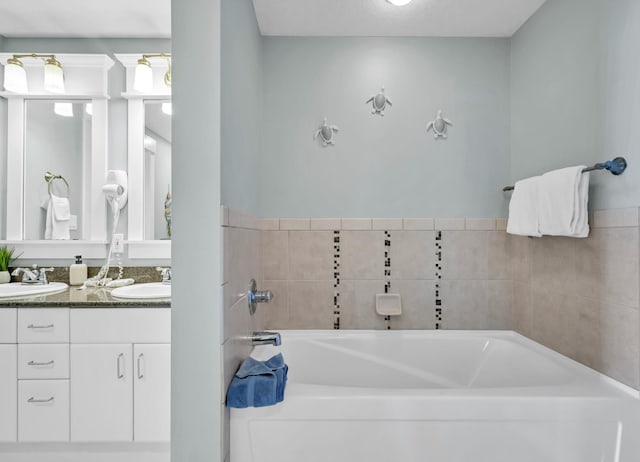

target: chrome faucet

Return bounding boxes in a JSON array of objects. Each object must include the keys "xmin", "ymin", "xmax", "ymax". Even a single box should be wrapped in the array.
[
  {"xmin": 12, "ymin": 264, "xmax": 54, "ymax": 285},
  {"xmin": 250, "ymin": 331, "xmax": 282, "ymax": 346},
  {"xmin": 156, "ymin": 267, "xmax": 172, "ymax": 284}
]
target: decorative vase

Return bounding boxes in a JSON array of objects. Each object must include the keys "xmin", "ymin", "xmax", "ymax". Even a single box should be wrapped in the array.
[{"xmin": 0, "ymin": 271, "xmax": 10, "ymax": 284}]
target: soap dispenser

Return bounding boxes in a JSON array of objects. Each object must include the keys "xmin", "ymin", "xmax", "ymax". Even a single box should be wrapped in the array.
[{"xmin": 70, "ymin": 255, "xmax": 88, "ymax": 286}]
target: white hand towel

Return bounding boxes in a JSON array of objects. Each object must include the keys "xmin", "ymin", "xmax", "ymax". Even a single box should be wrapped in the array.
[
  {"xmin": 538, "ymin": 166, "xmax": 590, "ymax": 238},
  {"xmin": 507, "ymin": 176, "xmax": 542, "ymax": 237},
  {"xmin": 46, "ymin": 194, "xmax": 71, "ymax": 240}
]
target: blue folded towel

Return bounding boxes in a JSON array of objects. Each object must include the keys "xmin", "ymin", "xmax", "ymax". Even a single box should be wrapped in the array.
[{"xmin": 226, "ymin": 353, "xmax": 288, "ymax": 408}]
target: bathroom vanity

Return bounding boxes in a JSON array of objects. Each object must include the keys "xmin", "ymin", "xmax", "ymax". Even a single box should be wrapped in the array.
[{"xmin": 0, "ymin": 290, "xmax": 170, "ymax": 455}]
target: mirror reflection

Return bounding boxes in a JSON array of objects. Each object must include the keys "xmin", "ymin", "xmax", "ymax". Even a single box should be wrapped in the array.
[
  {"xmin": 24, "ymin": 100, "xmax": 91, "ymax": 240},
  {"xmin": 143, "ymin": 101, "xmax": 172, "ymax": 240}
]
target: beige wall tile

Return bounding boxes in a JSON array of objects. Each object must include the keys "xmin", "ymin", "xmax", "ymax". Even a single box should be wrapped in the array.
[
  {"xmin": 510, "ymin": 235, "xmax": 531, "ymax": 283},
  {"xmin": 435, "ymin": 218, "xmax": 466, "ymax": 230},
  {"xmin": 496, "ymin": 218, "xmax": 507, "ymax": 231},
  {"xmin": 592, "ymin": 208, "xmax": 639, "ymax": 228},
  {"xmin": 341, "ymin": 218, "xmax": 372, "ymax": 230},
  {"xmin": 392, "ymin": 231, "xmax": 436, "ymax": 280},
  {"xmin": 279, "ymin": 218, "xmax": 311, "ymax": 230},
  {"xmin": 466, "ymin": 218, "xmax": 496, "ymax": 230},
  {"xmin": 530, "ymin": 289, "xmax": 575, "ymax": 358},
  {"xmin": 403, "ymin": 218, "xmax": 434, "ymax": 230},
  {"xmin": 310, "ymin": 218, "xmax": 341, "ymax": 230},
  {"xmin": 440, "ymin": 280, "xmax": 488, "ymax": 330},
  {"xmin": 223, "ymin": 294, "xmax": 253, "ymax": 344},
  {"xmin": 512, "ymin": 282, "xmax": 532, "ymax": 337},
  {"xmin": 565, "ymin": 295, "xmax": 601, "ymax": 371},
  {"xmin": 288, "ymin": 281, "xmax": 335, "ymax": 329},
  {"xmin": 223, "ymin": 227, "xmax": 261, "ymax": 310},
  {"xmin": 372, "ymin": 218, "xmax": 403, "ymax": 230},
  {"xmin": 486, "ymin": 280, "xmax": 513, "ymax": 330},
  {"xmin": 260, "ymin": 218, "xmax": 279, "ymax": 230},
  {"xmin": 228, "ymin": 208, "xmax": 260, "ymax": 229},
  {"xmin": 340, "ymin": 280, "xmax": 388, "ymax": 330},
  {"xmin": 262, "ymin": 231, "xmax": 289, "ymax": 280},
  {"xmin": 600, "ymin": 303, "xmax": 640, "ymax": 388},
  {"xmin": 289, "ymin": 231, "xmax": 334, "ymax": 280},
  {"xmin": 487, "ymin": 231, "xmax": 514, "ymax": 280},
  {"xmin": 341, "ymin": 231, "xmax": 385, "ymax": 280},
  {"xmin": 389, "ymin": 280, "xmax": 436, "ymax": 329},
  {"xmin": 261, "ymin": 280, "xmax": 290, "ymax": 330},
  {"xmin": 441, "ymin": 231, "xmax": 489, "ymax": 280},
  {"xmin": 574, "ymin": 228, "xmax": 640, "ymax": 308},
  {"xmin": 530, "ymin": 236, "xmax": 576, "ymax": 295}
]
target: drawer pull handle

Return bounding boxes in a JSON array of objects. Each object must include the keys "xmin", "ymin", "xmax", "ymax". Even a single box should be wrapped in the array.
[
  {"xmin": 27, "ymin": 324, "xmax": 54, "ymax": 329},
  {"xmin": 117, "ymin": 353, "xmax": 124, "ymax": 379},
  {"xmin": 137, "ymin": 353, "xmax": 144, "ymax": 379},
  {"xmin": 27, "ymin": 360, "xmax": 55, "ymax": 366},
  {"xmin": 28, "ymin": 397, "xmax": 54, "ymax": 404}
]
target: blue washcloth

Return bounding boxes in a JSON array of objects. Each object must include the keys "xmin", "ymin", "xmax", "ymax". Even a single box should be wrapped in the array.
[{"xmin": 226, "ymin": 353, "xmax": 288, "ymax": 408}]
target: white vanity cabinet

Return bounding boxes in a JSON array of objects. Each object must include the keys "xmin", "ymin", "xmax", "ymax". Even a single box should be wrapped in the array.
[
  {"xmin": 0, "ymin": 309, "xmax": 17, "ymax": 442},
  {"xmin": 70, "ymin": 309, "xmax": 171, "ymax": 443}
]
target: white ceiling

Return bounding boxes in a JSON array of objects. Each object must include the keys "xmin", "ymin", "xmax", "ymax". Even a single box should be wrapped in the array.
[
  {"xmin": 253, "ymin": 0, "xmax": 548, "ymax": 37},
  {"xmin": 0, "ymin": 0, "xmax": 170, "ymax": 38},
  {"xmin": 0, "ymin": 0, "xmax": 546, "ymax": 39}
]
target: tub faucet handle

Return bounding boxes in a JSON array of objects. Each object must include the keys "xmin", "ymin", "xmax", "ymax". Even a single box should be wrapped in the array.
[{"xmin": 248, "ymin": 279, "xmax": 273, "ymax": 315}]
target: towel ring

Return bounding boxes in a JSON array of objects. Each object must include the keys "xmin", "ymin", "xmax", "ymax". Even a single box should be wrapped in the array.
[{"xmin": 44, "ymin": 172, "xmax": 70, "ymax": 197}]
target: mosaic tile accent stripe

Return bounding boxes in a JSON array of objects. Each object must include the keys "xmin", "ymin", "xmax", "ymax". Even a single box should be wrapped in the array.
[
  {"xmin": 384, "ymin": 231, "xmax": 392, "ymax": 330},
  {"xmin": 435, "ymin": 230, "xmax": 443, "ymax": 329},
  {"xmin": 333, "ymin": 230, "xmax": 341, "ymax": 330}
]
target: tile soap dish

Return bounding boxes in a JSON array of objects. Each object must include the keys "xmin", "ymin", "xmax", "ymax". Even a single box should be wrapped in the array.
[{"xmin": 375, "ymin": 294, "xmax": 402, "ymax": 316}]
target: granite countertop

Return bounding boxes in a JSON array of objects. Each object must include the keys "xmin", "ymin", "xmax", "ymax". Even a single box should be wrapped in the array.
[{"xmin": 0, "ymin": 286, "xmax": 171, "ymax": 308}]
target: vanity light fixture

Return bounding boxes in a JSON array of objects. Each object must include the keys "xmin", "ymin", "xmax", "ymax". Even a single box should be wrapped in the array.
[
  {"xmin": 387, "ymin": 0, "xmax": 413, "ymax": 5},
  {"xmin": 3, "ymin": 54, "xmax": 66, "ymax": 94},
  {"xmin": 134, "ymin": 53, "xmax": 171, "ymax": 92}
]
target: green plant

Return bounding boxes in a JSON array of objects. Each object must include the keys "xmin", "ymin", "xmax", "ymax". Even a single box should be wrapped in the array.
[{"xmin": 0, "ymin": 245, "xmax": 20, "ymax": 272}]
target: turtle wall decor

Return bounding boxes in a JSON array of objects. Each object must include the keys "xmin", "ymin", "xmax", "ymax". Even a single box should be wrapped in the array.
[
  {"xmin": 366, "ymin": 87, "xmax": 392, "ymax": 116},
  {"xmin": 314, "ymin": 118, "xmax": 340, "ymax": 146},
  {"xmin": 426, "ymin": 110, "xmax": 453, "ymax": 139}
]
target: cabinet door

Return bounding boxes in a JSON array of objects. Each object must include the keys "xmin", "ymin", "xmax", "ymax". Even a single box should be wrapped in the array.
[
  {"xmin": 134, "ymin": 344, "xmax": 170, "ymax": 442},
  {"xmin": 70, "ymin": 344, "xmax": 133, "ymax": 442},
  {"xmin": 0, "ymin": 345, "xmax": 17, "ymax": 442}
]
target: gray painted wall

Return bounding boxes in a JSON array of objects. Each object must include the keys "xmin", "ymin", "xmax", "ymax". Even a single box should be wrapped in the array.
[
  {"xmin": 221, "ymin": 0, "xmax": 263, "ymax": 215},
  {"xmin": 260, "ymin": 37, "xmax": 511, "ymax": 218},
  {"xmin": 511, "ymin": 0, "xmax": 640, "ymax": 210}
]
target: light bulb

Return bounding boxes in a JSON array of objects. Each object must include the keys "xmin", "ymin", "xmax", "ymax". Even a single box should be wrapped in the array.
[
  {"xmin": 44, "ymin": 57, "xmax": 65, "ymax": 94},
  {"xmin": 134, "ymin": 58, "xmax": 153, "ymax": 92},
  {"xmin": 4, "ymin": 58, "xmax": 28, "ymax": 93},
  {"xmin": 387, "ymin": 0, "xmax": 412, "ymax": 5},
  {"xmin": 54, "ymin": 102, "xmax": 74, "ymax": 117},
  {"xmin": 161, "ymin": 102, "xmax": 172, "ymax": 115}
]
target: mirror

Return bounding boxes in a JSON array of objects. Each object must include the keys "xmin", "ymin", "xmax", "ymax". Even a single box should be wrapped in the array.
[
  {"xmin": 23, "ymin": 100, "xmax": 91, "ymax": 240},
  {"xmin": 143, "ymin": 101, "xmax": 172, "ymax": 240}
]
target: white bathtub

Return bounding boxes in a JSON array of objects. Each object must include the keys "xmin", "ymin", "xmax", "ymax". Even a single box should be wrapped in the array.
[{"xmin": 230, "ymin": 331, "xmax": 640, "ymax": 462}]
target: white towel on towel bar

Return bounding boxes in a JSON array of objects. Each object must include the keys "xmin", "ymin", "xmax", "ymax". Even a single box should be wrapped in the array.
[
  {"xmin": 44, "ymin": 194, "xmax": 71, "ymax": 240},
  {"xmin": 538, "ymin": 166, "xmax": 590, "ymax": 238},
  {"xmin": 506, "ymin": 176, "xmax": 542, "ymax": 237}
]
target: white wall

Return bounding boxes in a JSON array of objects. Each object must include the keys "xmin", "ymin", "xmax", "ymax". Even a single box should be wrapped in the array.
[
  {"xmin": 511, "ymin": 0, "xmax": 640, "ymax": 210},
  {"xmin": 260, "ymin": 37, "xmax": 511, "ymax": 219}
]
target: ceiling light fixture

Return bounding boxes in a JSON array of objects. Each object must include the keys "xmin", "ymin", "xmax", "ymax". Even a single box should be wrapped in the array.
[
  {"xmin": 134, "ymin": 53, "xmax": 171, "ymax": 93},
  {"xmin": 3, "ymin": 54, "xmax": 66, "ymax": 94},
  {"xmin": 387, "ymin": 0, "xmax": 413, "ymax": 5}
]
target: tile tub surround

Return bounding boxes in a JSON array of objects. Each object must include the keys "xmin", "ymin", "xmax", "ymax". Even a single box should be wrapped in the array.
[
  {"xmin": 260, "ymin": 217, "xmax": 514, "ymax": 332},
  {"xmin": 510, "ymin": 208, "xmax": 640, "ymax": 389},
  {"xmin": 260, "ymin": 208, "xmax": 640, "ymax": 389}
]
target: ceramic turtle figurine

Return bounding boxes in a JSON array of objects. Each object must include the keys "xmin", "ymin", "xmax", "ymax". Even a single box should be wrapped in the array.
[
  {"xmin": 426, "ymin": 110, "xmax": 453, "ymax": 139},
  {"xmin": 314, "ymin": 118, "xmax": 340, "ymax": 146},
  {"xmin": 366, "ymin": 87, "xmax": 392, "ymax": 116}
]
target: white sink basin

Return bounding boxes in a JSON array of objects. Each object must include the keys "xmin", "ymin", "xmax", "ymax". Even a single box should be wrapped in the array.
[
  {"xmin": 0, "ymin": 282, "xmax": 68, "ymax": 298},
  {"xmin": 111, "ymin": 282, "xmax": 171, "ymax": 300}
]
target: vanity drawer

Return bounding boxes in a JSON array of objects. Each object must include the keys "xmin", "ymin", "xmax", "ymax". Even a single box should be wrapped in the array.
[
  {"xmin": 71, "ymin": 308, "xmax": 170, "ymax": 343},
  {"xmin": 18, "ymin": 309, "xmax": 69, "ymax": 343},
  {"xmin": 18, "ymin": 379, "xmax": 70, "ymax": 442},
  {"xmin": 0, "ymin": 309, "xmax": 17, "ymax": 343},
  {"xmin": 18, "ymin": 344, "xmax": 70, "ymax": 379}
]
